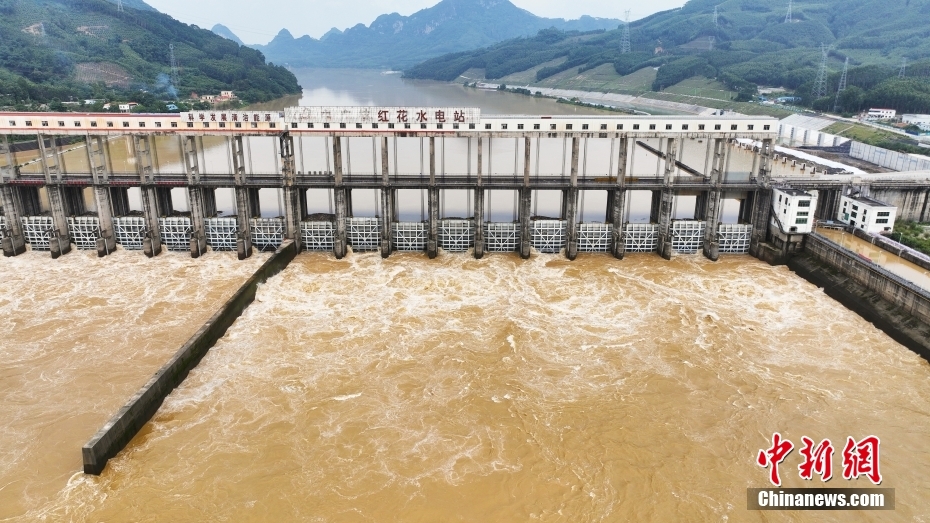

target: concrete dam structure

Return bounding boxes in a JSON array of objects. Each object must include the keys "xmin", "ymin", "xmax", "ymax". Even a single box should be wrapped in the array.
[{"xmin": 1, "ymin": 107, "xmax": 929, "ymax": 264}]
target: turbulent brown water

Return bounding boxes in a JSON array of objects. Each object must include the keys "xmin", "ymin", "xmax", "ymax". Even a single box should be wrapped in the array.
[
  {"xmin": 6, "ymin": 251, "xmax": 929, "ymax": 522},
  {"xmin": 0, "ymin": 249, "xmax": 269, "ymax": 520}
]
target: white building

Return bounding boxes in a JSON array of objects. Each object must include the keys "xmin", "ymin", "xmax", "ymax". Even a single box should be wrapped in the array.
[
  {"xmin": 772, "ymin": 187, "xmax": 816, "ymax": 234},
  {"xmin": 838, "ymin": 195, "xmax": 897, "ymax": 233},
  {"xmin": 902, "ymin": 114, "xmax": 930, "ymax": 131},
  {"xmin": 865, "ymin": 108, "xmax": 896, "ymax": 120}
]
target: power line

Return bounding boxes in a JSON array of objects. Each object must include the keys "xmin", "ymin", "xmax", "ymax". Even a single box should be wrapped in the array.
[
  {"xmin": 620, "ymin": 10, "xmax": 631, "ymax": 54},
  {"xmin": 833, "ymin": 57, "xmax": 848, "ymax": 113}
]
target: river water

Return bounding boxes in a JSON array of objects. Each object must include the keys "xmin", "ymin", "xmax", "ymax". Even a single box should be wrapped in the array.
[{"xmin": 3, "ymin": 70, "xmax": 930, "ymax": 521}]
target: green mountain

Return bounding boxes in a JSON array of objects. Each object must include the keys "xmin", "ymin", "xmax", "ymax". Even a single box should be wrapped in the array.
[
  {"xmin": 406, "ymin": 0, "xmax": 930, "ymax": 114},
  {"xmin": 238, "ymin": 0, "xmax": 621, "ymax": 69},
  {"xmin": 0, "ymin": 0, "xmax": 301, "ymax": 107}
]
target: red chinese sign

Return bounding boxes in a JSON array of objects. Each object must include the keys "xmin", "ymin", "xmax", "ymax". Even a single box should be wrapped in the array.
[{"xmin": 757, "ymin": 434, "xmax": 882, "ymax": 486}]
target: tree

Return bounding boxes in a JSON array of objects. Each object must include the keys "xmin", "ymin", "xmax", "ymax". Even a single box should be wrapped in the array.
[{"xmin": 836, "ymin": 86, "xmax": 865, "ymax": 113}]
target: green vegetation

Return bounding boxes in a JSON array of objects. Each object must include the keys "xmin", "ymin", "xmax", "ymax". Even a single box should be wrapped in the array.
[
  {"xmin": 0, "ymin": 0, "xmax": 301, "ymax": 108},
  {"xmin": 822, "ymin": 122, "xmax": 927, "ymax": 154},
  {"xmin": 406, "ymin": 0, "xmax": 930, "ymax": 115},
  {"xmin": 890, "ymin": 222, "xmax": 930, "ymax": 257}
]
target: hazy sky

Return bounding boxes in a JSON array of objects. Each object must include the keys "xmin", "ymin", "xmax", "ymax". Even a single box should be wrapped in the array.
[{"xmin": 143, "ymin": 0, "xmax": 687, "ymax": 45}]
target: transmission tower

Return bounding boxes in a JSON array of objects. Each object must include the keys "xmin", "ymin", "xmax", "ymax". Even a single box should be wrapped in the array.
[
  {"xmin": 169, "ymin": 44, "xmax": 180, "ymax": 88},
  {"xmin": 812, "ymin": 44, "xmax": 829, "ymax": 100},
  {"xmin": 899, "ymin": 58, "xmax": 907, "ymax": 79},
  {"xmin": 620, "ymin": 10, "xmax": 631, "ymax": 54},
  {"xmin": 833, "ymin": 57, "xmax": 848, "ymax": 113},
  {"xmin": 709, "ymin": 35, "xmax": 716, "ymax": 51},
  {"xmin": 713, "ymin": 5, "xmax": 719, "ymax": 28},
  {"xmin": 785, "ymin": 0, "xmax": 793, "ymax": 23},
  {"xmin": 116, "ymin": 0, "xmax": 124, "ymax": 12}
]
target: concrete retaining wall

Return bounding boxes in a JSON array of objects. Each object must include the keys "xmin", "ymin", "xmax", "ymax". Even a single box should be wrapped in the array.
[
  {"xmin": 777, "ymin": 124, "xmax": 848, "ymax": 148},
  {"xmin": 849, "ymin": 227, "xmax": 930, "ymax": 272},
  {"xmin": 803, "ymin": 233, "xmax": 930, "ymax": 326},
  {"xmin": 82, "ymin": 240, "xmax": 298, "ymax": 475},
  {"xmin": 849, "ymin": 141, "xmax": 930, "ymax": 172}
]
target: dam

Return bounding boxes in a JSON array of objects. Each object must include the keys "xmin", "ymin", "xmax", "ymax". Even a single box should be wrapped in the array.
[{"xmin": 4, "ymin": 108, "xmax": 929, "ymax": 264}]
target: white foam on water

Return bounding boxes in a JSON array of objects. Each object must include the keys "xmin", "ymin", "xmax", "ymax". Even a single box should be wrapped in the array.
[{"xmin": 10, "ymin": 251, "xmax": 930, "ymax": 521}]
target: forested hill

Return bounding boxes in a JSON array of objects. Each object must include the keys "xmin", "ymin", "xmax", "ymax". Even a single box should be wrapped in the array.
[
  {"xmin": 238, "ymin": 0, "xmax": 621, "ymax": 69},
  {"xmin": 0, "ymin": 0, "xmax": 301, "ymax": 107},
  {"xmin": 406, "ymin": 0, "xmax": 930, "ymax": 114}
]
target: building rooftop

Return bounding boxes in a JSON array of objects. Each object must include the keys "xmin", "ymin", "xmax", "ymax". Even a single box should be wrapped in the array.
[
  {"xmin": 775, "ymin": 187, "xmax": 813, "ymax": 197},
  {"xmin": 848, "ymin": 194, "xmax": 893, "ymax": 207}
]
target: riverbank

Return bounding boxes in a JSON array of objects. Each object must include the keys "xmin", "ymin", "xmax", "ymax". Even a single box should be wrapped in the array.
[{"xmin": 468, "ymin": 81, "xmax": 706, "ymax": 116}]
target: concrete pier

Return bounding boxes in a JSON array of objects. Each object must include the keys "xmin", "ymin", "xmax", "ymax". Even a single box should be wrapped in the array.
[
  {"xmin": 82, "ymin": 240, "xmax": 298, "ymax": 475},
  {"xmin": 234, "ymin": 187, "xmax": 254, "ymax": 260},
  {"xmin": 655, "ymin": 138, "xmax": 679, "ymax": 261},
  {"xmin": 609, "ymin": 137, "xmax": 629, "ymax": 260},
  {"xmin": 564, "ymin": 137, "xmax": 580, "ymax": 261},
  {"xmin": 187, "ymin": 187, "xmax": 209, "ymax": 258},
  {"xmin": 93, "ymin": 186, "xmax": 117, "ymax": 257},
  {"xmin": 473, "ymin": 137, "xmax": 485, "ymax": 260},
  {"xmin": 333, "ymin": 138, "xmax": 348, "ymax": 259},
  {"xmin": 46, "ymin": 185, "xmax": 73, "ymax": 259},
  {"xmin": 380, "ymin": 137, "xmax": 392, "ymax": 258},
  {"xmin": 0, "ymin": 186, "xmax": 26, "ymax": 256},
  {"xmin": 701, "ymin": 138, "xmax": 728, "ymax": 261},
  {"xmin": 427, "ymin": 137, "xmax": 438, "ymax": 259},
  {"xmin": 519, "ymin": 137, "xmax": 532, "ymax": 259},
  {"xmin": 140, "ymin": 186, "xmax": 162, "ymax": 258}
]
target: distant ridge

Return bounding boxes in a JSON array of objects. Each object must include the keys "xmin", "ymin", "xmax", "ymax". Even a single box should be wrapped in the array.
[
  {"xmin": 212, "ymin": 24, "xmax": 245, "ymax": 46},
  {"xmin": 240, "ymin": 0, "xmax": 621, "ymax": 69},
  {"xmin": 405, "ymin": 0, "xmax": 930, "ymax": 115}
]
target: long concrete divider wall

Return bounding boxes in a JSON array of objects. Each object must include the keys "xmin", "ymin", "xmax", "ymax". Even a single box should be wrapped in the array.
[
  {"xmin": 803, "ymin": 233, "xmax": 930, "ymax": 325},
  {"xmin": 82, "ymin": 240, "xmax": 298, "ymax": 475}
]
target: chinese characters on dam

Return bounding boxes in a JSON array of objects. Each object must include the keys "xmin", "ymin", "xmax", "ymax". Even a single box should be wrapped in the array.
[{"xmin": 285, "ymin": 106, "xmax": 481, "ymax": 125}]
